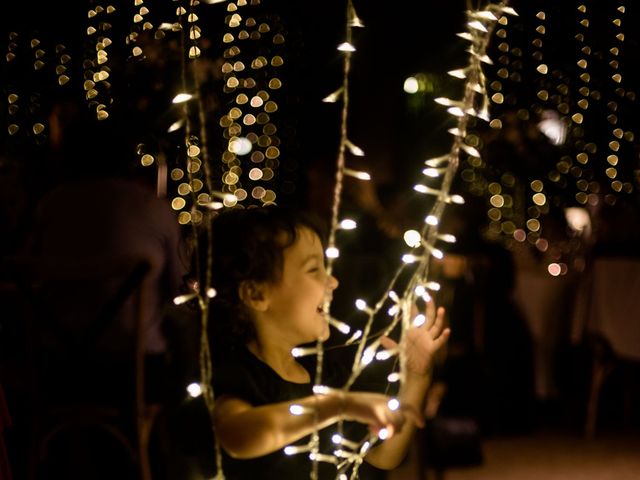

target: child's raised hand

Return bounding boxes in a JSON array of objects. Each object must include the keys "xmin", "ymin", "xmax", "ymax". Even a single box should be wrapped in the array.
[{"xmin": 380, "ymin": 298, "xmax": 450, "ymax": 377}]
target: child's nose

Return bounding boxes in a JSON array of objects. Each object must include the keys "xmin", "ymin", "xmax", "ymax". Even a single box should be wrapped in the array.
[{"xmin": 327, "ymin": 274, "xmax": 339, "ymax": 290}]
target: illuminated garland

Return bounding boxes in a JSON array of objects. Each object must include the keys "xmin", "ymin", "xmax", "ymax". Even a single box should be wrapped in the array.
[{"xmin": 274, "ymin": 3, "xmax": 516, "ymax": 480}]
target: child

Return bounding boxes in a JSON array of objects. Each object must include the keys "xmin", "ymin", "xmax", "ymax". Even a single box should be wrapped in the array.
[{"xmin": 200, "ymin": 205, "xmax": 449, "ymax": 479}]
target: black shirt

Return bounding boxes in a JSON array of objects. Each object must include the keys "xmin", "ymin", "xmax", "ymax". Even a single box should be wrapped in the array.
[{"xmin": 212, "ymin": 344, "xmax": 367, "ymax": 480}]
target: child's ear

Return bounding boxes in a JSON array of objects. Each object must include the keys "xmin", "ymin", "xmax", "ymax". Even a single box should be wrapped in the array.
[{"xmin": 238, "ymin": 280, "xmax": 269, "ymax": 312}]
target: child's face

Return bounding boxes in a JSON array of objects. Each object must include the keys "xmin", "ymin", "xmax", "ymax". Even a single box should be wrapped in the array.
[{"xmin": 264, "ymin": 226, "xmax": 339, "ymax": 345}]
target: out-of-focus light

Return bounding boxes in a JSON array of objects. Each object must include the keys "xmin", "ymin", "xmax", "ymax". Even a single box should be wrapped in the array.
[
  {"xmin": 449, "ymin": 194, "xmax": 465, "ymax": 204},
  {"xmin": 289, "ymin": 404, "xmax": 306, "ymax": 415},
  {"xmin": 344, "ymin": 168, "xmax": 370, "ymax": 180},
  {"xmin": 339, "ymin": 218, "xmax": 357, "ymax": 230},
  {"xmin": 228, "ymin": 137, "xmax": 252, "ymax": 155},
  {"xmin": 323, "ymin": 87, "xmax": 343, "ymax": 103},
  {"xmin": 388, "ymin": 398, "xmax": 400, "ymax": 411},
  {"xmin": 448, "ymin": 68, "xmax": 467, "ymax": 79},
  {"xmin": 375, "ymin": 350, "xmax": 394, "ymax": 361},
  {"xmin": 548, "ymin": 263, "xmax": 561, "ymax": 276},
  {"xmin": 346, "ymin": 329, "xmax": 362, "ymax": 345},
  {"xmin": 438, "ymin": 233, "xmax": 457, "ymax": 243},
  {"xmin": 328, "ymin": 317, "xmax": 351, "ymax": 334},
  {"xmin": 172, "ymin": 93, "xmax": 193, "ymax": 104},
  {"xmin": 423, "ymin": 168, "xmax": 443, "ymax": 178},
  {"xmin": 538, "ymin": 109, "xmax": 567, "ymax": 145},
  {"xmin": 412, "ymin": 314, "xmax": 426, "ymax": 327},
  {"xmin": 313, "ymin": 385, "xmax": 331, "ymax": 395},
  {"xmin": 426, "ymin": 281, "xmax": 441, "ymax": 291},
  {"xmin": 361, "ymin": 347, "xmax": 375, "ymax": 365},
  {"xmin": 168, "ymin": 119, "xmax": 184, "ymax": 132},
  {"xmin": 565, "ymin": 207, "xmax": 591, "ymax": 235},
  {"xmin": 378, "ymin": 428, "xmax": 390, "ymax": 440},
  {"xmin": 186, "ymin": 382, "xmax": 202, "ymax": 397},
  {"xmin": 425, "ymin": 215, "xmax": 439, "ymax": 226},
  {"xmin": 403, "ymin": 230, "xmax": 422, "ymax": 248},
  {"xmin": 337, "ymin": 42, "xmax": 356, "ymax": 52},
  {"xmin": 402, "ymin": 254, "xmax": 418, "ymax": 264},
  {"xmin": 174, "ymin": 293, "xmax": 197, "ymax": 305},
  {"xmin": 432, "ymin": 249, "xmax": 444, "ymax": 259},
  {"xmin": 326, "ymin": 247, "xmax": 340, "ymax": 259},
  {"xmin": 355, "ymin": 299, "xmax": 368, "ymax": 311},
  {"xmin": 345, "ymin": 140, "xmax": 365, "ymax": 156},
  {"xmin": 387, "ymin": 372, "xmax": 400, "ymax": 382},
  {"xmin": 404, "ymin": 76, "xmax": 419, "ymax": 94}
]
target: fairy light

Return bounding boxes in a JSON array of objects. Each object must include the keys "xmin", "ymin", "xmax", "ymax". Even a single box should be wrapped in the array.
[
  {"xmin": 289, "ymin": 404, "xmax": 311, "ymax": 416},
  {"xmin": 323, "ymin": 87, "xmax": 343, "ymax": 103},
  {"xmin": 312, "ymin": 385, "xmax": 332, "ymax": 395},
  {"xmin": 387, "ymin": 372, "xmax": 400, "ymax": 383},
  {"xmin": 284, "ymin": 444, "xmax": 312, "ymax": 456},
  {"xmin": 326, "ymin": 247, "xmax": 340, "ymax": 259},
  {"xmin": 422, "ymin": 167, "xmax": 447, "ymax": 178},
  {"xmin": 174, "ymin": 293, "xmax": 197, "ymax": 305},
  {"xmin": 345, "ymin": 139, "xmax": 365, "ymax": 156},
  {"xmin": 345, "ymin": 329, "xmax": 362, "ymax": 345},
  {"xmin": 425, "ymin": 214, "xmax": 439, "ymax": 226},
  {"xmin": 338, "ymin": 218, "xmax": 357, "ymax": 230},
  {"xmin": 328, "ymin": 317, "xmax": 351, "ymax": 335},
  {"xmin": 403, "ymin": 230, "xmax": 422, "ymax": 248},
  {"xmin": 331, "ymin": 434, "xmax": 359, "ymax": 450},
  {"xmin": 291, "ymin": 347, "xmax": 318, "ymax": 358},
  {"xmin": 374, "ymin": 349, "xmax": 397, "ymax": 361},
  {"xmin": 173, "ymin": 93, "xmax": 194, "ymax": 104},
  {"xmin": 187, "ymin": 382, "xmax": 203, "ymax": 398},
  {"xmin": 401, "ymin": 254, "xmax": 419, "ymax": 264},
  {"xmin": 337, "ymin": 42, "xmax": 355, "ymax": 52},
  {"xmin": 412, "ymin": 314, "xmax": 426, "ymax": 327},
  {"xmin": 343, "ymin": 168, "xmax": 371, "ymax": 180}
]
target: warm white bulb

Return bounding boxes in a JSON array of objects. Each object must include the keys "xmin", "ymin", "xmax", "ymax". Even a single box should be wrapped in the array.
[
  {"xmin": 186, "ymin": 382, "xmax": 202, "ymax": 398},
  {"xmin": 326, "ymin": 247, "xmax": 340, "ymax": 259},
  {"xmin": 339, "ymin": 219, "xmax": 357, "ymax": 230},
  {"xmin": 402, "ymin": 254, "xmax": 418, "ymax": 264},
  {"xmin": 172, "ymin": 93, "xmax": 193, "ymax": 104},
  {"xmin": 403, "ymin": 230, "xmax": 422, "ymax": 248},
  {"xmin": 425, "ymin": 215, "xmax": 439, "ymax": 226},
  {"xmin": 403, "ymin": 76, "xmax": 419, "ymax": 94},
  {"xmin": 228, "ymin": 137, "xmax": 252, "ymax": 155},
  {"xmin": 337, "ymin": 42, "xmax": 356, "ymax": 52},
  {"xmin": 289, "ymin": 404, "xmax": 305, "ymax": 415},
  {"xmin": 412, "ymin": 314, "xmax": 426, "ymax": 327}
]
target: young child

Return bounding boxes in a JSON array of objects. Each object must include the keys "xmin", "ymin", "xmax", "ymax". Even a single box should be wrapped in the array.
[{"xmin": 200, "ymin": 205, "xmax": 449, "ymax": 479}]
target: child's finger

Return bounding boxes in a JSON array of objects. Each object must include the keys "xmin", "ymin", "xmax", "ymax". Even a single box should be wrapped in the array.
[
  {"xmin": 424, "ymin": 297, "xmax": 436, "ymax": 329},
  {"xmin": 433, "ymin": 327, "xmax": 451, "ymax": 348},
  {"xmin": 430, "ymin": 306, "xmax": 446, "ymax": 337}
]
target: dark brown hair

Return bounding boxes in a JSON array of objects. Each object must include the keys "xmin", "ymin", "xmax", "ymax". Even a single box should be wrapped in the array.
[{"xmin": 197, "ymin": 205, "xmax": 326, "ymax": 349}]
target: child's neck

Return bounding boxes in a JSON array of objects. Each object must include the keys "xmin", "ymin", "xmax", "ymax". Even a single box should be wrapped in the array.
[{"xmin": 247, "ymin": 339, "xmax": 310, "ymax": 384}]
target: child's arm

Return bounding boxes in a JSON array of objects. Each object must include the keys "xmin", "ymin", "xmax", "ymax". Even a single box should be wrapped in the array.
[
  {"xmin": 365, "ymin": 303, "xmax": 450, "ymax": 470},
  {"xmin": 214, "ymin": 390, "xmax": 422, "ymax": 459}
]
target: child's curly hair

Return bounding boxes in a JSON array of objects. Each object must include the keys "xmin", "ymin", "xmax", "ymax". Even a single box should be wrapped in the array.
[{"xmin": 194, "ymin": 205, "xmax": 327, "ymax": 351}]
